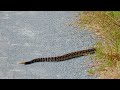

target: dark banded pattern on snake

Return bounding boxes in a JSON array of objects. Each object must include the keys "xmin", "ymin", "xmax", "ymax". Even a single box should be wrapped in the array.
[{"xmin": 18, "ymin": 48, "xmax": 96, "ymax": 65}]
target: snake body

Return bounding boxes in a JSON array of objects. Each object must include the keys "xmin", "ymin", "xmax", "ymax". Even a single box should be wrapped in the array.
[{"xmin": 19, "ymin": 48, "xmax": 96, "ymax": 65}]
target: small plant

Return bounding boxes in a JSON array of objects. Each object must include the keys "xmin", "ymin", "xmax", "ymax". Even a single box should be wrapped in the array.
[{"xmin": 87, "ymin": 68, "xmax": 96, "ymax": 75}]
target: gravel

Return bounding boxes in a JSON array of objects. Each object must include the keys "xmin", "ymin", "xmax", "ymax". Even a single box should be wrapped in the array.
[{"xmin": 0, "ymin": 11, "xmax": 97, "ymax": 79}]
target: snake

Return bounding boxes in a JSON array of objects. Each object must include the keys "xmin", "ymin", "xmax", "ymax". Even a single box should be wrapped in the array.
[{"xmin": 18, "ymin": 48, "xmax": 96, "ymax": 65}]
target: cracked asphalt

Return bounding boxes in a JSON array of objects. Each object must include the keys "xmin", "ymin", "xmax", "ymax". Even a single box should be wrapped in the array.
[{"xmin": 0, "ymin": 11, "xmax": 97, "ymax": 79}]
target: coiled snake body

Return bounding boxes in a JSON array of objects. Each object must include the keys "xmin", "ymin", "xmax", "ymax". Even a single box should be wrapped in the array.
[{"xmin": 19, "ymin": 48, "xmax": 96, "ymax": 65}]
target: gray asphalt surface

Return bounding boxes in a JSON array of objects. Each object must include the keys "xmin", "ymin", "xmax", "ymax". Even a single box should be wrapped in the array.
[{"xmin": 0, "ymin": 11, "xmax": 97, "ymax": 79}]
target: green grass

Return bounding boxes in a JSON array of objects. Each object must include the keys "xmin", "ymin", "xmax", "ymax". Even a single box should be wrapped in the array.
[{"xmin": 87, "ymin": 68, "xmax": 96, "ymax": 75}]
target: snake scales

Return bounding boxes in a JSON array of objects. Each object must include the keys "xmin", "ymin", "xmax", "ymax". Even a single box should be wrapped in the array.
[{"xmin": 19, "ymin": 48, "xmax": 96, "ymax": 65}]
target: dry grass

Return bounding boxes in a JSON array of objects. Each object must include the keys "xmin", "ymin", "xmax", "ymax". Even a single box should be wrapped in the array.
[{"xmin": 76, "ymin": 11, "xmax": 120, "ymax": 79}]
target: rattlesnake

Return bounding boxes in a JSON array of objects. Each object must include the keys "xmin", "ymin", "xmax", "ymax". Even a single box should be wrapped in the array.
[{"xmin": 18, "ymin": 48, "xmax": 96, "ymax": 65}]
